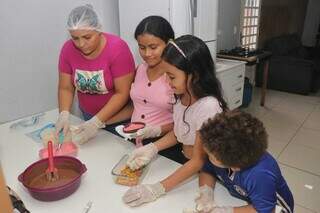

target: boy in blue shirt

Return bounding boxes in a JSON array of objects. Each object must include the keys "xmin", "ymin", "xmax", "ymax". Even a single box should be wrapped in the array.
[{"xmin": 195, "ymin": 111, "xmax": 294, "ymax": 213}]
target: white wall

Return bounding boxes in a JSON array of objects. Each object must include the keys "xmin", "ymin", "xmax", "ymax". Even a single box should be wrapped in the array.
[
  {"xmin": 302, "ymin": 0, "xmax": 320, "ymax": 46},
  {"xmin": 0, "ymin": 0, "xmax": 119, "ymax": 123},
  {"xmin": 217, "ymin": 0, "xmax": 241, "ymax": 51}
]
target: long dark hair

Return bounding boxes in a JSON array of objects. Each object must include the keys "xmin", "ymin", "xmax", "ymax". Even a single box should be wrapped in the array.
[
  {"xmin": 162, "ymin": 35, "xmax": 228, "ymax": 111},
  {"xmin": 134, "ymin": 16, "xmax": 174, "ymax": 42}
]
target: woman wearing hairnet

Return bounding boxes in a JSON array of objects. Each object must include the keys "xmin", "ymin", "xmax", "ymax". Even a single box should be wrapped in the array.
[{"xmin": 56, "ymin": 5, "xmax": 135, "ymax": 144}]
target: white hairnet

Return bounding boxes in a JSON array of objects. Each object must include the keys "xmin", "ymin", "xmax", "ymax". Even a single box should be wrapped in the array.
[{"xmin": 67, "ymin": 4, "xmax": 102, "ymax": 31}]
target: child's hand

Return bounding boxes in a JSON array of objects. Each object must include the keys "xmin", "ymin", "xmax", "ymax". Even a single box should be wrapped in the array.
[
  {"xmin": 122, "ymin": 182, "xmax": 165, "ymax": 207},
  {"xmin": 195, "ymin": 185, "xmax": 215, "ymax": 212},
  {"xmin": 126, "ymin": 143, "xmax": 158, "ymax": 170},
  {"xmin": 211, "ymin": 206, "xmax": 233, "ymax": 213}
]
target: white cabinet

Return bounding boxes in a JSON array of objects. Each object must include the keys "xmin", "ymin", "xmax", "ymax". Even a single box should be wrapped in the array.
[{"xmin": 216, "ymin": 59, "xmax": 246, "ymax": 110}]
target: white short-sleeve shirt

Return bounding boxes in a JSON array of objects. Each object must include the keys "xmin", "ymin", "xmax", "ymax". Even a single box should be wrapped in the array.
[{"xmin": 173, "ymin": 96, "xmax": 223, "ymax": 145}]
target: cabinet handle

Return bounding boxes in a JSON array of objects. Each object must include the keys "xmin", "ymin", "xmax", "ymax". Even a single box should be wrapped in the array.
[
  {"xmin": 238, "ymin": 75, "xmax": 243, "ymax": 78},
  {"xmin": 235, "ymin": 87, "xmax": 242, "ymax": 92},
  {"xmin": 234, "ymin": 100, "xmax": 241, "ymax": 104}
]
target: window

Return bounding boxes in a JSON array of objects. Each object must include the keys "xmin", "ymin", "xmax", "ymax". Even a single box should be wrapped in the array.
[{"xmin": 240, "ymin": 0, "xmax": 261, "ymax": 50}]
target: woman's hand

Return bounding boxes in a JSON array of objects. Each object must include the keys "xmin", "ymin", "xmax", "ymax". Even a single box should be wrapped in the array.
[
  {"xmin": 115, "ymin": 125, "xmax": 162, "ymax": 140},
  {"xmin": 136, "ymin": 125, "xmax": 162, "ymax": 139},
  {"xmin": 55, "ymin": 111, "xmax": 70, "ymax": 135},
  {"xmin": 73, "ymin": 116, "xmax": 105, "ymax": 144}
]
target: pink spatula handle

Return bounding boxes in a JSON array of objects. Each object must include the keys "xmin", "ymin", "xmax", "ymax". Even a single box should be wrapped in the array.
[{"xmin": 47, "ymin": 141, "xmax": 55, "ymax": 172}]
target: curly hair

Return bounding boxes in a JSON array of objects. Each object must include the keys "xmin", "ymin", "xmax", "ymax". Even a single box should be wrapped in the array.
[{"xmin": 200, "ymin": 110, "xmax": 268, "ymax": 169}]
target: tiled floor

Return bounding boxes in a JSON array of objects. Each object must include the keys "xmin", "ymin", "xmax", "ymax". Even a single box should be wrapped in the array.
[{"xmin": 243, "ymin": 88, "xmax": 320, "ymax": 213}]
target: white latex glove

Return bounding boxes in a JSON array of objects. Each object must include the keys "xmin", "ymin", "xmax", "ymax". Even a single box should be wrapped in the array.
[
  {"xmin": 183, "ymin": 209, "xmax": 197, "ymax": 213},
  {"xmin": 195, "ymin": 185, "xmax": 215, "ymax": 213},
  {"xmin": 122, "ymin": 182, "xmax": 166, "ymax": 207},
  {"xmin": 126, "ymin": 143, "xmax": 158, "ymax": 170},
  {"xmin": 211, "ymin": 206, "xmax": 233, "ymax": 213},
  {"xmin": 183, "ymin": 206, "xmax": 233, "ymax": 213},
  {"xmin": 73, "ymin": 116, "xmax": 105, "ymax": 144},
  {"xmin": 136, "ymin": 125, "xmax": 161, "ymax": 139},
  {"xmin": 115, "ymin": 125, "xmax": 137, "ymax": 140},
  {"xmin": 55, "ymin": 111, "xmax": 70, "ymax": 135}
]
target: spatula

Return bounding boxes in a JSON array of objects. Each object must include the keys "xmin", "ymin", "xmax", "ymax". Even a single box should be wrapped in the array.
[{"xmin": 46, "ymin": 141, "xmax": 59, "ymax": 181}]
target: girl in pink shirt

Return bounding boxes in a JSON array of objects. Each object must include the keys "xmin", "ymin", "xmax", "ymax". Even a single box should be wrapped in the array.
[
  {"xmin": 123, "ymin": 35, "xmax": 228, "ymax": 207},
  {"xmin": 113, "ymin": 16, "xmax": 175, "ymax": 141},
  {"xmin": 55, "ymin": 5, "xmax": 135, "ymax": 144}
]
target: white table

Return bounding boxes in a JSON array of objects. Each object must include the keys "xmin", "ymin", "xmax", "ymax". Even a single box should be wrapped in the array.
[{"xmin": 0, "ymin": 109, "xmax": 246, "ymax": 213}]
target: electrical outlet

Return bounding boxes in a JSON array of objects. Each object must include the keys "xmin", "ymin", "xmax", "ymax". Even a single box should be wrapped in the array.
[
  {"xmin": 218, "ymin": 29, "xmax": 222, "ymax": 36},
  {"xmin": 233, "ymin": 26, "xmax": 237, "ymax": 34}
]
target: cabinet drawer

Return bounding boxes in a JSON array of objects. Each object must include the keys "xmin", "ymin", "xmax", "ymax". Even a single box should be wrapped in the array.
[
  {"xmin": 216, "ymin": 61, "xmax": 245, "ymax": 110},
  {"xmin": 217, "ymin": 67, "xmax": 245, "ymax": 86},
  {"xmin": 222, "ymin": 81, "xmax": 244, "ymax": 110},
  {"xmin": 220, "ymin": 81, "xmax": 243, "ymax": 101},
  {"xmin": 231, "ymin": 82, "xmax": 244, "ymax": 99},
  {"xmin": 229, "ymin": 95, "xmax": 243, "ymax": 110}
]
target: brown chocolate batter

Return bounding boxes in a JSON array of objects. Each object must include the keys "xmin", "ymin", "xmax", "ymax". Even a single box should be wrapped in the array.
[{"xmin": 28, "ymin": 168, "xmax": 79, "ymax": 189}]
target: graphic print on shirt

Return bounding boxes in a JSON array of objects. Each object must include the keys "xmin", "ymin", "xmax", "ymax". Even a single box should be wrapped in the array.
[
  {"xmin": 74, "ymin": 69, "xmax": 108, "ymax": 94},
  {"xmin": 233, "ymin": 185, "xmax": 248, "ymax": 197}
]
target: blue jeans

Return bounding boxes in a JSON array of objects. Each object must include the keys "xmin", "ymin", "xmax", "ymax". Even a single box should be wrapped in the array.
[{"xmin": 80, "ymin": 108, "xmax": 130, "ymax": 138}]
